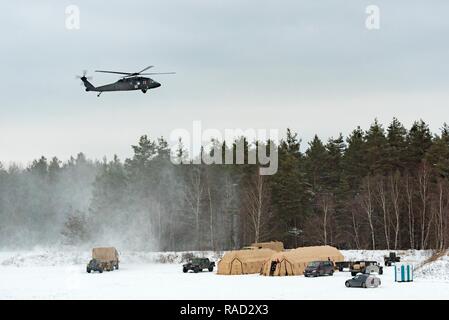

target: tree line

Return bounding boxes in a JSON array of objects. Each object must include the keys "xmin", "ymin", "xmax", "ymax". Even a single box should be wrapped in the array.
[{"xmin": 0, "ymin": 118, "xmax": 448, "ymax": 251}]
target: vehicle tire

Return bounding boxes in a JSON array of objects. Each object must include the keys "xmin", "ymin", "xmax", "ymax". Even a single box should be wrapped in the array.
[
  {"xmin": 87, "ymin": 268, "xmax": 91, "ymax": 273},
  {"xmin": 351, "ymin": 272, "xmax": 356, "ymax": 276},
  {"xmin": 208, "ymin": 266, "xmax": 214, "ymax": 272},
  {"xmin": 345, "ymin": 281, "xmax": 350, "ymax": 288},
  {"xmin": 194, "ymin": 267, "xmax": 199, "ymax": 273},
  {"xmin": 379, "ymin": 268, "xmax": 383, "ymax": 275},
  {"xmin": 362, "ymin": 282, "xmax": 367, "ymax": 288},
  {"xmin": 339, "ymin": 267, "xmax": 343, "ymax": 272},
  {"xmin": 329, "ymin": 270, "xmax": 334, "ymax": 276},
  {"xmin": 99, "ymin": 268, "xmax": 103, "ymax": 273},
  {"xmin": 142, "ymin": 89, "xmax": 147, "ymax": 93},
  {"xmin": 183, "ymin": 267, "xmax": 188, "ymax": 273},
  {"xmin": 116, "ymin": 263, "xmax": 119, "ymax": 270}
]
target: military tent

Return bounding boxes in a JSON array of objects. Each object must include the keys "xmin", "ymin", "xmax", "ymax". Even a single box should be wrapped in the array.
[
  {"xmin": 217, "ymin": 248, "xmax": 275, "ymax": 275},
  {"xmin": 249, "ymin": 241, "xmax": 284, "ymax": 252},
  {"xmin": 260, "ymin": 245, "xmax": 344, "ymax": 276}
]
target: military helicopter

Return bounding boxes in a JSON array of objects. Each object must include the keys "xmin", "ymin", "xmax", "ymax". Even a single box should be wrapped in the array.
[{"xmin": 77, "ymin": 66, "xmax": 175, "ymax": 97}]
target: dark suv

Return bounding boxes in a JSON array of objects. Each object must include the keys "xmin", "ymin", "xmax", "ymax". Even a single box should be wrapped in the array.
[
  {"xmin": 183, "ymin": 258, "xmax": 215, "ymax": 273},
  {"xmin": 304, "ymin": 260, "xmax": 334, "ymax": 277}
]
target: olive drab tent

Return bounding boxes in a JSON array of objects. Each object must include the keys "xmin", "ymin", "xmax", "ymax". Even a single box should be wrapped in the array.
[
  {"xmin": 260, "ymin": 245, "xmax": 344, "ymax": 276},
  {"xmin": 250, "ymin": 241, "xmax": 284, "ymax": 252},
  {"xmin": 217, "ymin": 248, "xmax": 276, "ymax": 275}
]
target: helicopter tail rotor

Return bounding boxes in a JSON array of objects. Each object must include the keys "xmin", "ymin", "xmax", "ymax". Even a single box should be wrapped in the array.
[
  {"xmin": 76, "ymin": 70, "xmax": 95, "ymax": 91},
  {"xmin": 76, "ymin": 70, "xmax": 93, "ymax": 83}
]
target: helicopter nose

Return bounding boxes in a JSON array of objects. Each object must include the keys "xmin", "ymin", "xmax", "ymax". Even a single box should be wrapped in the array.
[{"xmin": 154, "ymin": 82, "xmax": 161, "ymax": 88}]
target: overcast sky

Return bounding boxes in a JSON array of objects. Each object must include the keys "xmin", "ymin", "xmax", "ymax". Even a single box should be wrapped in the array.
[{"xmin": 1, "ymin": 0, "xmax": 448, "ymax": 165}]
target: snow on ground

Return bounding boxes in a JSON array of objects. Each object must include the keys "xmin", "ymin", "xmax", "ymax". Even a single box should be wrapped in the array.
[
  {"xmin": 415, "ymin": 253, "xmax": 449, "ymax": 281},
  {"xmin": 0, "ymin": 248, "xmax": 448, "ymax": 300}
]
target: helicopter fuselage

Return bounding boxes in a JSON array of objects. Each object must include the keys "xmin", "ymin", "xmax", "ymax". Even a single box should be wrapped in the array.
[{"xmin": 84, "ymin": 76, "xmax": 161, "ymax": 94}]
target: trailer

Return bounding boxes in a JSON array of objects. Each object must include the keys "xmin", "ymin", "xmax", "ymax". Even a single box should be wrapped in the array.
[
  {"xmin": 350, "ymin": 261, "xmax": 383, "ymax": 276},
  {"xmin": 335, "ymin": 261, "xmax": 354, "ymax": 271}
]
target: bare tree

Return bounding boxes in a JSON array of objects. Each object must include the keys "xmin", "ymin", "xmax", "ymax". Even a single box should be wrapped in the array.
[
  {"xmin": 184, "ymin": 166, "xmax": 203, "ymax": 249},
  {"xmin": 418, "ymin": 162, "xmax": 431, "ymax": 249},
  {"xmin": 389, "ymin": 172, "xmax": 401, "ymax": 249},
  {"xmin": 351, "ymin": 200, "xmax": 361, "ymax": 249},
  {"xmin": 375, "ymin": 175, "xmax": 390, "ymax": 249},
  {"xmin": 434, "ymin": 179, "xmax": 448, "ymax": 250},
  {"xmin": 243, "ymin": 172, "xmax": 272, "ymax": 243},
  {"xmin": 360, "ymin": 176, "xmax": 376, "ymax": 249},
  {"xmin": 405, "ymin": 172, "xmax": 415, "ymax": 249},
  {"xmin": 316, "ymin": 192, "xmax": 334, "ymax": 245},
  {"xmin": 221, "ymin": 175, "xmax": 237, "ymax": 249},
  {"xmin": 207, "ymin": 175, "xmax": 215, "ymax": 250}
]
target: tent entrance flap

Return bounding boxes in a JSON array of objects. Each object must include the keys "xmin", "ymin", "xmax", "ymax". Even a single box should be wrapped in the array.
[{"xmin": 230, "ymin": 258, "xmax": 243, "ymax": 275}]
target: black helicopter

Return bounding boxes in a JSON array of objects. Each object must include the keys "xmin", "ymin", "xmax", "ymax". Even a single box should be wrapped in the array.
[{"xmin": 77, "ymin": 66, "xmax": 175, "ymax": 97}]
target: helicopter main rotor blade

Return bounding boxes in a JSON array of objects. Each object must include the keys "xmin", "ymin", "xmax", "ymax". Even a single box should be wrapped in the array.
[
  {"xmin": 95, "ymin": 70, "xmax": 133, "ymax": 75},
  {"xmin": 136, "ymin": 66, "xmax": 154, "ymax": 74},
  {"xmin": 140, "ymin": 72, "xmax": 176, "ymax": 75}
]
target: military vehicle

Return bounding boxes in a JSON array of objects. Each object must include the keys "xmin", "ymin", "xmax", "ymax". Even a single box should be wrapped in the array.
[
  {"xmin": 182, "ymin": 257, "xmax": 215, "ymax": 273},
  {"xmin": 350, "ymin": 260, "xmax": 383, "ymax": 276},
  {"xmin": 384, "ymin": 252, "xmax": 401, "ymax": 266},
  {"xmin": 87, "ymin": 247, "xmax": 119, "ymax": 273}
]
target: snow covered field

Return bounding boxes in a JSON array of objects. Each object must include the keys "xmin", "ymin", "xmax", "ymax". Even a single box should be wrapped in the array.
[{"xmin": 1, "ymin": 249, "xmax": 448, "ymax": 300}]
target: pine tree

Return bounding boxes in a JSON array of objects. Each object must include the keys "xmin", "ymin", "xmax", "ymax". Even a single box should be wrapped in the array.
[
  {"xmin": 406, "ymin": 120, "xmax": 433, "ymax": 169},
  {"xmin": 365, "ymin": 119, "xmax": 388, "ymax": 174},
  {"xmin": 386, "ymin": 117, "xmax": 408, "ymax": 172},
  {"xmin": 305, "ymin": 135, "xmax": 328, "ymax": 191},
  {"xmin": 425, "ymin": 124, "xmax": 449, "ymax": 178},
  {"xmin": 271, "ymin": 129, "xmax": 311, "ymax": 247},
  {"xmin": 342, "ymin": 126, "xmax": 367, "ymax": 191}
]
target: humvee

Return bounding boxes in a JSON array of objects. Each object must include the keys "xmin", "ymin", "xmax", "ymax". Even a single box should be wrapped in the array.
[
  {"xmin": 384, "ymin": 252, "xmax": 401, "ymax": 266},
  {"xmin": 87, "ymin": 247, "xmax": 119, "ymax": 273},
  {"xmin": 182, "ymin": 257, "xmax": 215, "ymax": 273}
]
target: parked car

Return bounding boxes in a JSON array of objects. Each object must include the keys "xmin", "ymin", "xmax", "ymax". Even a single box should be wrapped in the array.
[
  {"xmin": 345, "ymin": 274, "xmax": 381, "ymax": 288},
  {"xmin": 183, "ymin": 258, "xmax": 215, "ymax": 273},
  {"xmin": 304, "ymin": 260, "xmax": 334, "ymax": 277},
  {"xmin": 384, "ymin": 252, "xmax": 401, "ymax": 266},
  {"xmin": 350, "ymin": 261, "xmax": 383, "ymax": 276},
  {"xmin": 87, "ymin": 247, "xmax": 119, "ymax": 273}
]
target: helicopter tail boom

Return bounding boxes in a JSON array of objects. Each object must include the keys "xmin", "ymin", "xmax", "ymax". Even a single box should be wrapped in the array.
[{"xmin": 81, "ymin": 76, "xmax": 97, "ymax": 92}]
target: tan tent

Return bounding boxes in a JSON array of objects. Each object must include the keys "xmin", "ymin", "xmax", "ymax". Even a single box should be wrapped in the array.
[
  {"xmin": 92, "ymin": 247, "xmax": 119, "ymax": 262},
  {"xmin": 217, "ymin": 248, "xmax": 275, "ymax": 275},
  {"xmin": 249, "ymin": 241, "xmax": 284, "ymax": 252},
  {"xmin": 260, "ymin": 245, "xmax": 344, "ymax": 276}
]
